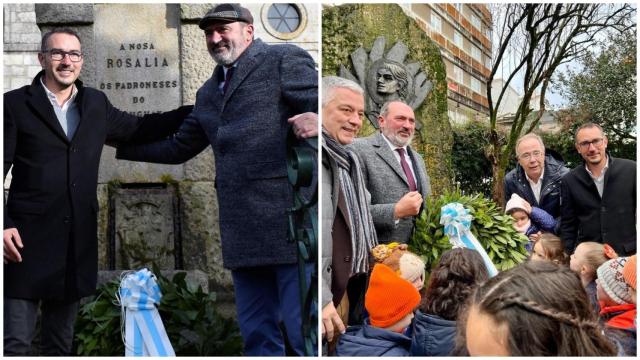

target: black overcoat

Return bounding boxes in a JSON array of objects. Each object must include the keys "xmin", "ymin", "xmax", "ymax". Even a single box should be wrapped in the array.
[
  {"xmin": 3, "ymin": 71, "xmax": 190, "ymax": 300},
  {"xmin": 560, "ymin": 156, "xmax": 636, "ymax": 255}
]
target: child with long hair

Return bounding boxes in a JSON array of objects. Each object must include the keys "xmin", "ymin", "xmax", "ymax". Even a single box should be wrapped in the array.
[
  {"xmin": 456, "ymin": 261, "xmax": 617, "ymax": 356},
  {"xmin": 411, "ymin": 248, "xmax": 489, "ymax": 356},
  {"xmin": 569, "ymin": 241, "xmax": 609, "ymax": 314},
  {"xmin": 530, "ymin": 233, "xmax": 569, "ymax": 265}
]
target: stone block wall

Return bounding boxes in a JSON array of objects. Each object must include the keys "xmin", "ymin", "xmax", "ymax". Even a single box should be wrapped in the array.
[
  {"xmin": 4, "ymin": 4, "xmax": 319, "ymax": 300},
  {"xmin": 3, "ymin": 4, "xmax": 41, "ymax": 93}
]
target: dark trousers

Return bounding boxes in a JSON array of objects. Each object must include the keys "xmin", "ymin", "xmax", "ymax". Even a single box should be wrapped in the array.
[
  {"xmin": 232, "ymin": 263, "xmax": 313, "ymax": 356},
  {"xmin": 3, "ymin": 297, "xmax": 79, "ymax": 356}
]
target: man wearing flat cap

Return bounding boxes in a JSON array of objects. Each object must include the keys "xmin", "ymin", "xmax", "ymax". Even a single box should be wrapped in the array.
[{"xmin": 117, "ymin": 3, "xmax": 318, "ymax": 356}]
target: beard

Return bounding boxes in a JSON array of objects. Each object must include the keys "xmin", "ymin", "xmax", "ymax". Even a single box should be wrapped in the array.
[
  {"xmin": 383, "ymin": 128, "xmax": 414, "ymax": 147},
  {"xmin": 209, "ymin": 40, "xmax": 243, "ymax": 66}
]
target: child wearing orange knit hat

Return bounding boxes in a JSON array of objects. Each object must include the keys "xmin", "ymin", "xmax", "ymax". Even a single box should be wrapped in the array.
[{"xmin": 335, "ymin": 264, "xmax": 420, "ymax": 356}]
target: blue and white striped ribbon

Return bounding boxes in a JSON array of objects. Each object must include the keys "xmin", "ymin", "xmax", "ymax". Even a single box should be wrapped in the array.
[
  {"xmin": 118, "ymin": 268, "xmax": 175, "ymax": 356},
  {"xmin": 440, "ymin": 202, "xmax": 498, "ymax": 277}
]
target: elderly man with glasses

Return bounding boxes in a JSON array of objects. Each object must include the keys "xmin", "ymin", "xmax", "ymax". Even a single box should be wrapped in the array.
[
  {"xmin": 560, "ymin": 123, "xmax": 636, "ymax": 256},
  {"xmin": 504, "ymin": 133, "xmax": 569, "ymax": 239}
]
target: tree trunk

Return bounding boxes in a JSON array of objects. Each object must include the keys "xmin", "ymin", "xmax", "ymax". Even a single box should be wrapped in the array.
[
  {"xmin": 491, "ymin": 162, "xmax": 506, "ymax": 208},
  {"xmin": 488, "ymin": 131, "xmax": 507, "ymax": 207}
]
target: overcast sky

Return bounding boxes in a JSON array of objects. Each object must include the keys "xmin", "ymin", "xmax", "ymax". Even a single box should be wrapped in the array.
[{"xmin": 489, "ymin": 3, "xmax": 636, "ymax": 111}]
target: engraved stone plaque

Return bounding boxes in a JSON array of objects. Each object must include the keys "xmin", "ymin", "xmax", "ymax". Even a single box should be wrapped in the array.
[
  {"xmin": 94, "ymin": 4, "xmax": 185, "ymax": 183},
  {"xmin": 111, "ymin": 187, "xmax": 179, "ymax": 270}
]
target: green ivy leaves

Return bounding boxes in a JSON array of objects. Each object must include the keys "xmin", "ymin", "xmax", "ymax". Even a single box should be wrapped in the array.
[
  {"xmin": 409, "ymin": 189, "xmax": 529, "ymax": 275},
  {"xmin": 74, "ymin": 265, "xmax": 243, "ymax": 356}
]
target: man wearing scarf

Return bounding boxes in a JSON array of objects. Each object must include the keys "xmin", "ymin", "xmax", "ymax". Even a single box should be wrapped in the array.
[{"xmin": 321, "ymin": 76, "xmax": 378, "ymax": 353}]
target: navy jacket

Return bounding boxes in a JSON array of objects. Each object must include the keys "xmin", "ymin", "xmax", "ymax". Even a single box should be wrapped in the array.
[
  {"xmin": 4, "ymin": 72, "xmax": 189, "ymax": 300},
  {"xmin": 410, "ymin": 310, "xmax": 456, "ymax": 356},
  {"xmin": 336, "ymin": 322, "xmax": 412, "ymax": 356},
  {"xmin": 117, "ymin": 39, "xmax": 318, "ymax": 269},
  {"xmin": 523, "ymin": 207, "xmax": 558, "ymax": 252},
  {"xmin": 560, "ymin": 156, "xmax": 636, "ymax": 255},
  {"xmin": 504, "ymin": 149, "xmax": 569, "ymax": 227}
]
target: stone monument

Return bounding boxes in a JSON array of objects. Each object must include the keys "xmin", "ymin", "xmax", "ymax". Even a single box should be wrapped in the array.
[
  {"xmin": 18, "ymin": 3, "xmax": 320, "ymax": 316},
  {"xmin": 339, "ymin": 36, "xmax": 433, "ymax": 128},
  {"xmin": 323, "ymin": 3, "xmax": 453, "ymax": 195}
]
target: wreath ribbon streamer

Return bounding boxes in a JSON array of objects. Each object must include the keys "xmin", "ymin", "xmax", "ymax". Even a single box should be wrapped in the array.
[
  {"xmin": 440, "ymin": 203, "xmax": 498, "ymax": 277},
  {"xmin": 118, "ymin": 268, "xmax": 175, "ymax": 356}
]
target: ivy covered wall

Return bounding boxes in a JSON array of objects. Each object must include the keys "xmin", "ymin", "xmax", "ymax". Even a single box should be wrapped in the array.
[{"xmin": 322, "ymin": 4, "xmax": 453, "ymax": 195}]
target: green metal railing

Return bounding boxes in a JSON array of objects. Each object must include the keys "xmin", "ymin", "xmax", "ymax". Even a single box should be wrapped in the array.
[{"xmin": 286, "ymin": 134, "xmax": 318, "ymax": 356}]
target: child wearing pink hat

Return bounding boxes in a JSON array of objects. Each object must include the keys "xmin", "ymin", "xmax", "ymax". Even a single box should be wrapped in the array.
[{"xmin": 505, "ymin": 193, "xmax": 556, "ymax": 252}]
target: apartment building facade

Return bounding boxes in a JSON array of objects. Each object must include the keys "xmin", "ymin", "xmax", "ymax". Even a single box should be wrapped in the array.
[{"xmin": 403, "ymin": 4, "xmax": 492, "ymax": 124}]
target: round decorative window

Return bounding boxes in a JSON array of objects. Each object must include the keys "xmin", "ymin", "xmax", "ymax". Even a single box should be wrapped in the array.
[{"xmin": 261, "ymin": 4, "xmax": 308, "ymax": 40}]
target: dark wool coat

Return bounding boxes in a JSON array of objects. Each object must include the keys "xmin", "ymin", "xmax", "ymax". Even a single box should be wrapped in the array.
[
  {"xmin": 410, "ymin": 310, "xmax": 457, "ymax": 356},
  {"xmin": 336, "ymin": 322, "xmax": 412, "ymax": 357},
  {"xmin": 504, "ymin": 149, "xmax": 570, "ymax": 224},
  {"xmin": 117, "ymin": 39, "xmax": 318, "ymax": 269},
  {"xmin": 4, "ymin": 71, "xmax": 190, "ymax": 300},
  {"xmin": 560, "ymin": 156, "xmax": 636, "ymax": 255},
  {"xmin": 321, "ymin": 149, "xmax": 353, "ymax": 308}
]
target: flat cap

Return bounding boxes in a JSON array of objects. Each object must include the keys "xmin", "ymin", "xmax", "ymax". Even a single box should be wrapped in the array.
[{"xmin": 199, "ymin": 3, "xmax": 254, "ymax": 29}]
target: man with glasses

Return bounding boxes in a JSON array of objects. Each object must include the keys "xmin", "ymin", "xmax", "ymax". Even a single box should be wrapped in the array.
[
  {"xmin": 504, "ymin": 133, "xmax": 569, "ymax": 237},
  {"xmin": 3, "ymin": 28, "xmax": 190, "ymax": 355},
  {"xmin": 560, "ymin": 123, "xmax": 636, "ymax": 256}
]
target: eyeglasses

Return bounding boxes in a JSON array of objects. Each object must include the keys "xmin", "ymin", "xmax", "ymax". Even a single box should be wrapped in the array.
[
  {"xmin": 577, "ymin": 138, "xmax": 604, "ymax": 149},
  {"xmin": 518, "ymin": 150, "xmax": 543, "ymax": 161},
  {"xmin": 43, "ymin": 49, "xmax": 83, "ymax": 62}
]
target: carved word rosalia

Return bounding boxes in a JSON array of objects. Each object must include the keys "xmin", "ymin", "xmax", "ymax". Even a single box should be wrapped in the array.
[{"xmin": 339, "ymin": 37, "xmax": 433, "ymax": 129}]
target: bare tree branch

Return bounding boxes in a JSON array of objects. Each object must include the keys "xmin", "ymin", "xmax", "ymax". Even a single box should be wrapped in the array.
[{"xmin": 485, "ymin": 3, "xmax": 636, "ymax": 204}]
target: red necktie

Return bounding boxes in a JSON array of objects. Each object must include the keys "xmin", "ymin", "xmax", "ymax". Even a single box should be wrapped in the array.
[
  {"xmin": 222, "ymin": 67, "xmax": 234, "ymax": 94},
  {"xmin": 396, "ymin": 148, "xmax": 417, "ymax": 191}
]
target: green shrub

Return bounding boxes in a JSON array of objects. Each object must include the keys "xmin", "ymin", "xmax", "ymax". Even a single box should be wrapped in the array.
[
  {"xmin": 74, "ymin": 266, "xmax": 243, "ymax": 356},
  {"xmin": 451, "ymin": 121, "xmax": 494, "ymax": 197},
  {"xmin": 409, "ymin": 189, "xmax": 529, "ymax": 273}
]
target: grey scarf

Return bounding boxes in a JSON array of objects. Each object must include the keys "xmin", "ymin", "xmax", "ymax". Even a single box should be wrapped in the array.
[{"xmin": 322, "ymin": 128, "xmax": 378, "ymax": 274}]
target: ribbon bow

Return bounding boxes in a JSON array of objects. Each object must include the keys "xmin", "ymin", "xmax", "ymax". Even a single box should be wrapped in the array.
[
  {"xmin": 118, "ymin": 269, "xmax": 175, "ymax": 356},
  {"xmin": 440, "ymin": 203, "xmax": 498, "ymax": 277}
]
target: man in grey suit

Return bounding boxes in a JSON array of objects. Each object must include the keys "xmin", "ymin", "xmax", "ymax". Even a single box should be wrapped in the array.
[
  {"xmin": 352, "ymin": 101, "xmax": 430, "ymax": 244},
  {"xmin": 116, "ymin": 4, "xmax": 317, "ymax": 356}
]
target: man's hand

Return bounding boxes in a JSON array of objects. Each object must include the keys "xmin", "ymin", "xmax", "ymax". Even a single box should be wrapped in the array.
[
  {"xmin": 322, "ymin": 301, "xmax": 345, "ymax": 342},
  {"xmin": 4, "ymin": 228, "xmax": 23, "ymax": 264},
  {"xmin": 393, "ymin": 191, "xmax": 423, "ymax": 219},
  {"xmin": 288, "ymin": 112, "xmax": 318, "ymax": 139}
]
